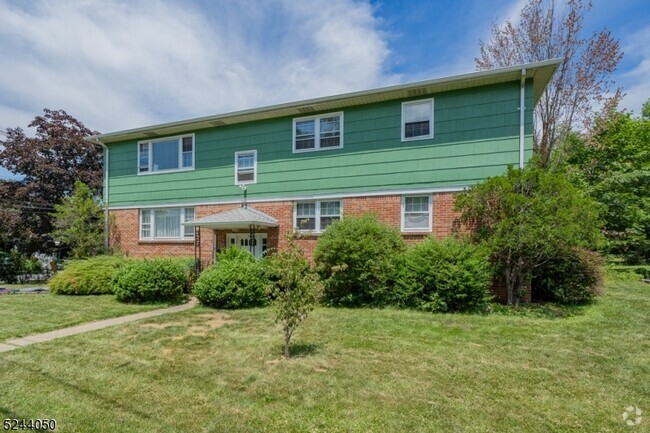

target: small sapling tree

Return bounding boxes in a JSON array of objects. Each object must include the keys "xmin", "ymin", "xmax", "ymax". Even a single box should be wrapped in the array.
[{"xmin": 265, "ymin": 236, "xmax": 322, "ymax": 358}]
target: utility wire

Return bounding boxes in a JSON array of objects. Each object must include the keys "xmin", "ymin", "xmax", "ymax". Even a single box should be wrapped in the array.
[
  {"xmin": 0, "ymin": 197, "xmax": 58, "ymax": 207},
  {"xmin": 0, "ymin": 199, "xmax": 57, "ymax": 211}
]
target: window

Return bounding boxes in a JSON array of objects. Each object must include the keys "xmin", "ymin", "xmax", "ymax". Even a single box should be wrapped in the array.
[
  {"xmin": 139, "ymin": 207, "xmax": 195, "ymax": 240},
  {"xmin": 138, "ymin": 134, "xmax": 194, "ymax": 174},
  {"xmin": 293, "ymin": 112, "xmax": 343, "ymax": 152},
  {"xmin": 294, "ymin": 201, "xmax": 341, "ymax": 232},
  {"xmin": 235, "ymin": 150, "xmax": 257, "ymax": 185},
  {"xmin": 402, "ymin": 99, "xmax": 433, "ymax": 141},
  {"xmin": 401, "ymin": 195, "xmax": 431, "ymax": 232}
]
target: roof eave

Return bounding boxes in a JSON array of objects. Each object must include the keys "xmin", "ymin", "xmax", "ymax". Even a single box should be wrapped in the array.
[
  {"xmin": 88, "ymin": 58, "xmax": 561, "ymax": 144},
  {"xmin": 183, "ymin": 220, "xmax": 278, "ymax": 229}
]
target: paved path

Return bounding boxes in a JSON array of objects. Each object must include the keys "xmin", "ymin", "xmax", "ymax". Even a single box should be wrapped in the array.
[{"xmin": 0, "ymin": 298, "xmax": 198, "ymax": 353}]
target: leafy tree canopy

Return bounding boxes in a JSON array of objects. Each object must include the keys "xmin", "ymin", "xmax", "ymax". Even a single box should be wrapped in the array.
[
  {"xmin": 562, "ymin": 102, "xmax": 650, "ymax": 263},
  {"xmin": 0, "ymin": 109, "xmax": 101, "ymax": 255},
  {"xmin": 51, "ymin": 181, "xmax": 106, "ymax": 259},
  {"xmin": 456, "ymin": 160, "xmax": 602, "ymax": 304}
]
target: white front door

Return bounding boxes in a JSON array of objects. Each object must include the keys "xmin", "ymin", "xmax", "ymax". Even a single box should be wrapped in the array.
[{"xmin": 225, "ymin": 233, "xmax": 268, "ymax": 258}]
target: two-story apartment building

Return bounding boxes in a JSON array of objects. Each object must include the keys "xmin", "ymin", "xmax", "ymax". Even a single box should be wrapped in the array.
[{"xmin": 89, "ymin": 59, "xmax": 560, "ymax": 265}]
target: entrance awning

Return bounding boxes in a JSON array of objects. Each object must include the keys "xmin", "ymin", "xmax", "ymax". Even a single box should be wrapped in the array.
[{"xmin": 182, "ymin": 206, "xmax": 278, "ymax": 230}]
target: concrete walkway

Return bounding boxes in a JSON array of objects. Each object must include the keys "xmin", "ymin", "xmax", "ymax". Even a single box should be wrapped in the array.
[{"xmin": 0, "ymin": 298, "xmax": 198, "ymax": 353}]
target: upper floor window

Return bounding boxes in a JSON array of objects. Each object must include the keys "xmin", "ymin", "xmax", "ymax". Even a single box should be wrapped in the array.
[
  {"xmin": 138, "ymin": 134, "xmax": 194, "ymax": 174},
  {"xmin": 402, "ymin": 99, "xmax": 433, "ymax": 141},
  {"xmin": 235, "ymin": 150, "xmax": 257, "ymax": 185},
  {"xmin": 401, "ymin": 195, "xmax": 432, "ymax": 232},
  {"xmin": 140, "ymin": 207, "xmax": 195, "ymax": 240},
  {"xmin": 293, "ymin": 112, "xmax": 343, "ymax": 153},
  {"xmin": 294, "ymin": 200, "xmax": 341, "ymax": 232}
]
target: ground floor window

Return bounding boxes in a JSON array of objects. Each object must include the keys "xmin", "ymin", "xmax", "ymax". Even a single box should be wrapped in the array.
[
  {"xmin": 401, "ymin": 195, "xmax": 431, "ymax": 232},
  {"xmin": 294, "ymin": 200, "xmax": 341, "ymax": 232},
  {"xmin": 139, "ymin": 207, "xmax": 195, "ymax": 240}
]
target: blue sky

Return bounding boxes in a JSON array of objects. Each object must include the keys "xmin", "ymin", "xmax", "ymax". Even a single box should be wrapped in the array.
[{"xmin": 1, "ymin": 0, "xmax": 648, "ymax": 180}]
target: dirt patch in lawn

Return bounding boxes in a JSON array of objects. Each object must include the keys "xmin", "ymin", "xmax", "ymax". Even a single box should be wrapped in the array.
[
  {"xmin": 140, "ymin": 323, "xmax": 170, "ymax": 330},
  {"xmin": 197, "ymin": 313, "xmax": 238, "ymax": 328},
  {"xmin": 144, "ymin": 312, "xmax": 237, "ymax": 340},
  {"xmin": 141, "ymin": 313, "xmax": 237, "ymax": 332}
]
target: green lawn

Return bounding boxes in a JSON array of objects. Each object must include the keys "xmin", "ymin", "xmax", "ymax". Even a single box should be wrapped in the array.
[
  {"xmin": 0, "ymin": 294, "xmax": 160, "ymax": 340},
  {"xmin": 0, "ymin": 278, "xmax": 648, "ymax": 432}
]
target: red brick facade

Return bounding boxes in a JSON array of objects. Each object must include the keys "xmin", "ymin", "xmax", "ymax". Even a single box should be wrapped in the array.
[
  {"xmin": 110, "ymin": 192, "xmax": 462, "ymax": 263},
  {"xmin": 111, "ymin": 192, "xmax": 520, "ymax": 302}
]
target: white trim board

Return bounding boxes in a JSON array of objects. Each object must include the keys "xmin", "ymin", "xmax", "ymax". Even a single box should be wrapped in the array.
[{"xmin": 108, "ymin": 185, "xmax": 467, "ymax": 210}]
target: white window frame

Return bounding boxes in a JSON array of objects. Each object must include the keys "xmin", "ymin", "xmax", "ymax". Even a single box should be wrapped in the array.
[
  {"xmin": 292, "ymin": 112, "xmax": 344, "ymax": 153},
  {"xmin": 137, "ymin": 133, "xmax": 195, "ymax": 175},
  {"xmin": 293, "ymin": 200, "xmax": 342, "ymax": 233},
  {"xmin": 139, "ymin": 207, "xmax": 195, "ymax": 240},
  {"xmin": 401, "ymin": 195, "xmax": 432, "ymax": 232},
  {"xmin": 401, "ymin": 99, "xmax": 434, "ymax": 142},
  {"xmin": 234, "ymin": 150, "xmax": 257, "ymax": 185}
]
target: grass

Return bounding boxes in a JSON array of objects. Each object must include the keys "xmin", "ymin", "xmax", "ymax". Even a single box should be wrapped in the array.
[
  {"xmin": 0, "ymin": 278, "xmax": 648, "ymax": 432},
  {"xmin": 0, "ymin": 294, "xmax": 161, "ymax": 340}
]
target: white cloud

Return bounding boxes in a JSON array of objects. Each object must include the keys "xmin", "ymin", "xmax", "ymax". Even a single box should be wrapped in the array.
[
  {"xmin": 0, "ymin": 0, "xmax": 393, "ymax": 133},
  {"xmin": 618, "ymin": 26, "xmax": 650, "ymax": 115}
]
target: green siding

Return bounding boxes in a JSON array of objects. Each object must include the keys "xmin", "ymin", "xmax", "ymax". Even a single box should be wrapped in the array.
[{"xmin": 107, "ymin": 80, "xmax": 535, "ymax": 207}]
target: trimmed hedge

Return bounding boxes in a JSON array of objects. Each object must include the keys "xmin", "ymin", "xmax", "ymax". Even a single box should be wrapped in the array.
[
  {"xmin": 112, "ymin": 258, "xmax": 187, "ymax": 303},
  {"xmin": 314, "ymin": 214, "xmax": 406, "ymax": 307},
  {"xmin": 193, "ymin": 247, "xmax": 267, "ymax": 309},
  {"xmin": 532, "ymin": 248, "xmax": 604, "ymax": 304},
  {"xmin": 395, "ymin": 237, "xmax": 493, "ymax": 313},
  {"xmin": 49, "ymin": 255, "xmax": 128, "ymax": 295}
]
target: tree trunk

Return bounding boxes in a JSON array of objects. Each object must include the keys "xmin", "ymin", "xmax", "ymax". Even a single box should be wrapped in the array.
[{"xmin": 284, "ymin": 327, "xmax": 292, "ymax": 358}]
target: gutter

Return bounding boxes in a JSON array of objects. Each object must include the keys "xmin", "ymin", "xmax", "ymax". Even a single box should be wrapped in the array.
[
  {"xmin": 90, "ymin": 138, "xmax": 110, "ymax": 251},
  {"xmin": 519, "ymin": 68, "xmax": 526, "ymax": 168}
]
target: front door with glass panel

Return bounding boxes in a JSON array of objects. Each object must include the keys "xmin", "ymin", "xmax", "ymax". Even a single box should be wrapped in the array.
[{"xmin": 226, "ymin": 233, "xmax": 267, "ymax": 258}]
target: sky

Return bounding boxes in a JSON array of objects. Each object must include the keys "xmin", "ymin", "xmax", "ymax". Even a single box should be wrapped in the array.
[{"xmin": 0, "ymin": 0, "xmax": 649, "ymax": 180}]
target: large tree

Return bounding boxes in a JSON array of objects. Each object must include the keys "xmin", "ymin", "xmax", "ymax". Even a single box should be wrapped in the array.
[
  {"xmin": 476, "ymin": 0, "xmax": 623, "ymax": 167},
  {"xmin": 0, "ymin": 109, "xmax": 102, "ymax": 254},
  {"xmin": 456, "ymin": 161, "xmax": 602, "ymax": 305},
  {"xmin": 563, "ymin": 102, "xmax": 650, "ymax": 263}
]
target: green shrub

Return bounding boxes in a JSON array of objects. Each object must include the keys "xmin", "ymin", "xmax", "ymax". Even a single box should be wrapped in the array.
[
  {"xmin": 49, "ymin": 255, "xmax": 128, "ymax": 295},
  {"xmin": 314, "ymin": 214, "xmax": 406, "ymax": 307},
  {"xmin": 165, "ymin": 257, "xmax": 199, "ymax": 293},
  {"xmin": 532, "ymin": 248, "xmax": 604, "ymax": 304},
  {"xmin": 112, "ymin": 258, "xmax": 187, "ymax": 303},
  {"xmin": 394, "ymin": 237, "xmax": 492, "ymax": 313},
  {"xmin": 193, "ymin": 247, "xmax": 267, "ymax": 309}
]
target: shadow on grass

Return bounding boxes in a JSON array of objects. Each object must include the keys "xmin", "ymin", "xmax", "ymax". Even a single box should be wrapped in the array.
[
  {"xmin": 4, "ymin": 358, "xmax": 175, "ymax": 431},
  {"xmin": 283, "ymin": 342, "xmax": 319, "ymax": 358},
  {"xmin": 490, "ymin": 301, "xmax": 593, "ymax": 319}
]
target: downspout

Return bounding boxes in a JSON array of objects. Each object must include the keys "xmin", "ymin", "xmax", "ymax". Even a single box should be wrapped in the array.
[
  {"xmin": 92, "ymin": 138, "xmax": 110, "ymax": 251},
  {"xmin": 519, "ymin": 68, "xmax": 526, "ymax": 168}
]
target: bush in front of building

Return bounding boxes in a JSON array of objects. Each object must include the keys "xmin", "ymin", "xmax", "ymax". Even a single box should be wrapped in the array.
[
  {"xmin": 394, "ymin": 237, "xmax": 493, "ymax": 313},
  {"xmin": 193, "ymin": 247, "xmax": 267, "ymax": 309},
  {"xmin": 49, "ymin": 255, "xmax": 128, "ymax": 295},
  {"xmin": 532, "ymin": 247, "xmax": 604, "ymax": 304},
  {"xmin": 314, "ymin": 214, "xmax": 406, "ymax": 307},
  {"xmin": 112, "ymin": 258, "xmax": 187, "ymax": 303}
]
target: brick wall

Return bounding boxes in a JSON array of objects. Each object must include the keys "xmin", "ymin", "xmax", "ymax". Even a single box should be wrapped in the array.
[
  {"xmin": 109, "ymin": 192, "xmax": 462, "ymax": 264},
  {"xmin": 109, "ymin": 192, "xmax": 524, "ymax": 301}
]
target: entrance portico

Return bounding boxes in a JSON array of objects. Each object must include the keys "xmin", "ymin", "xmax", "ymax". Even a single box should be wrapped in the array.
[{"xmin": 183, "ymin": 206, "xmax": 278, "ymax": 265}]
